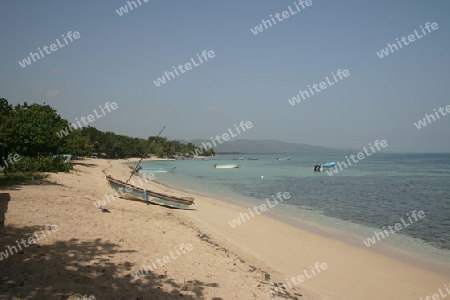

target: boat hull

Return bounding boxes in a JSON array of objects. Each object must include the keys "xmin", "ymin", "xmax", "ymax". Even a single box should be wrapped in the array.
[
  {"xmin": 106, "ymin": 176, "xmax": 194, "ymax": 209},
  {"xmin": 318, "ymin": 162, "xmax": 336, "ymax": 169},
  {"xmin": 214, "ymin": 164, "xmax": 240, "ymax": 169},
  {"xmin": 313, "ymin": 162, "xmax": 336, "ymax": 172},
  {"xmin": 139, "ymin": 167, "xmax": 176, "ymax": 173}
]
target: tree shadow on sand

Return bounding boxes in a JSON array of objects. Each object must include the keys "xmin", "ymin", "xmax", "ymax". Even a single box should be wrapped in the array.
[
  {"xmin": 0, "ymin": 193, "xmax": 10, "ymax": 228},
  {"xmin": 0, "ymin": 222, "xmax": 220, "ymax": 299},
  {"xmin": 0, "ymin": 175, "xmax": 66, "ymax": 191},
  {"xmin": 70, "ymin": 162, "xmax": 98, "ymax": 168}
]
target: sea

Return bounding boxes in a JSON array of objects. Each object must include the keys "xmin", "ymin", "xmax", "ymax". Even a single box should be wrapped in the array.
[{"xmin": 139, "ymin": 153, "xmax": 450, "ymax": 274}]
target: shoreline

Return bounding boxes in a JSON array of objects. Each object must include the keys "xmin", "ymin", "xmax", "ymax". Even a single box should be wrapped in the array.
[
  {"xmin": 1, "ymin": 158, "xmax": 448, "ymax": 299},
  {"xmin": 115, "ymin": 159, "xmax": 450, "ymax": 299},
  {"xmin": 131, "ymin": 161, "xmax": 450, "ymax": 278},
  {"xmin": 1, "ymin": 158, "xmax": 286, "ymax": 299}
]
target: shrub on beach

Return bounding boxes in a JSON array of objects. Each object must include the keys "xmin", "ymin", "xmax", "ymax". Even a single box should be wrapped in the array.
[{"xmin": 9, "ymin": 156, "xmax": 72, "ymax": 173}]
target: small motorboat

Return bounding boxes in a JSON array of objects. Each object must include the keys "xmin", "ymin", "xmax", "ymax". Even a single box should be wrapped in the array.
[
  {"xmin": 214, "ymin": 164, "xmax": 240, "ymax": 169},
  {"xmin": 313, "ymin": 162, "xmax": 336, "ymax": 172}
]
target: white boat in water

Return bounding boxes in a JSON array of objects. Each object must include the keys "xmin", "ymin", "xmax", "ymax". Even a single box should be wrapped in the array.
[
  {"xmin": 277, "ymin": 157, "xmax": 290, "ymax": 161},
  {"xmin": 214, "ymin": 164, "xmax": 241, "ymax": 169}
]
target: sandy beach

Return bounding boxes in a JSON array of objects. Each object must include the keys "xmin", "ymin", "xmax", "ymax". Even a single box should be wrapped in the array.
[{"xmin": 1, "ymin": 158, "xmax": 449, "ymax": 300}]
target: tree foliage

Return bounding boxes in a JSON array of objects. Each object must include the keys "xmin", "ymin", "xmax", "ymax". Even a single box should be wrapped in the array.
[
  {"xmin": 0, "ymin": 100, "xmax": 67, "ymax": 157},
  {"xmin": 0, "ymin": 98, "xmax": 213, "ymax": 168}
]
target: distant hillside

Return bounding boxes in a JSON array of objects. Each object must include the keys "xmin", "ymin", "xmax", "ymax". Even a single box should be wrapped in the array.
[{"xmin": 180, "ymin": 139, "xmax": 344, "ymax": 154}]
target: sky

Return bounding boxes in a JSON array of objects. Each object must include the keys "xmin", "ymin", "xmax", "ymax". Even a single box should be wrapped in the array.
[{"xmin": 0, "ymin": 0, "xmax": 449, "ymax": 153}]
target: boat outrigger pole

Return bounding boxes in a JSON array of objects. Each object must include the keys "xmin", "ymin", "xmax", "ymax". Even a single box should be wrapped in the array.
[{"xmin": 125, "ymin": 126, "xmax": 166, "ymax": 184}]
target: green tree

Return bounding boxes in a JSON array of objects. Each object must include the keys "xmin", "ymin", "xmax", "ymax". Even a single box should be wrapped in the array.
[
  {"xmin": 148, "ymin": 136, "xmax": 167, "ymax": 157},
  {"xmin": 0, "ymin": 101, "xmax": 67, "ymax": 157},
  {"xmin": 59, "ymin": 130, "xmax": 91, "ymax": 156},
  {"xmin": 0, "ymin": 98, "xmax": 12, "ymax": 117}
]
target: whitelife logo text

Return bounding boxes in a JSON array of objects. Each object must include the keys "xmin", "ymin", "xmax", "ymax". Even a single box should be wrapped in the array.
[{"xmin": 18, "ymin": 31, "xmax": 81, "ymax": 68}]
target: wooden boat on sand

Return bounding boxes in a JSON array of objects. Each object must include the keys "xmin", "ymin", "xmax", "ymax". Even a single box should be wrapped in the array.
[{"xmin": 106, "ymin": 175, "xmax": 194, "ymax": 209}]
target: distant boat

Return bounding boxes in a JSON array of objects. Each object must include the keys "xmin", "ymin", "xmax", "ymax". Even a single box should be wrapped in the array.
[
  {"xmin": 233, "ymin": 157, "xmax": 244, "ymax": 160},
  {"xmin": 320, "ymin": 162, "xmax": 336, "ymax": 168},
  {"xmin": 52, "ymin": 154, "xmax": 72, "ymax": 163},
  {"xmin": 106, "ymin": 175, "xmax": 194, "ymax": 209},
  {"xmin": 139, "ymin": 167, "xmax": 176, "ymax": 173},
  {"xmin": 248, "ymin": 157, "xmax": 259, "ymax": 160},
  {"xmin": 277, "ymin": 157, "xmax": 290, "ymax": 161},
  {"xmin": 214, "ymin": 164, "xmax": 240, "ymax": 169},
  {"xmin": 313, "ymin": 162, "xmax": 336, "ymax": 172}
]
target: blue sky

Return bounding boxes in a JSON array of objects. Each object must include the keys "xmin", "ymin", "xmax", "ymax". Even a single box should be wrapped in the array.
[{"xmin": 1, "ymin": 0, "xmax": 449, "ymax": 152}]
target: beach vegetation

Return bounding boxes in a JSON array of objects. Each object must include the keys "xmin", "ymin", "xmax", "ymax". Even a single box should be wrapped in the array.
[
  {"xmin": 10, "ymin": 156, "xmax": 72, "ymax": 173},
  {"xmin": 0, "ymin": 98, "xmax": 211, "ymax": 175},
  {"xmin": 0, "ymin": 172, "xmax": 48, "ymax": 187},
  {"xmin": 148, "ymin": 136, "xmax": 213, "ymax": 157},
  {"xmin": 0, "ymin": 99, "xmax": 67, "ymax": 157}
]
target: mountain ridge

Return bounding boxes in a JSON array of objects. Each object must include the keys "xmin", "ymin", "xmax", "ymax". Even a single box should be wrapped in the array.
[{"xmin": 177, "ymin": 139, "xmax": 349, "ymax": 154}]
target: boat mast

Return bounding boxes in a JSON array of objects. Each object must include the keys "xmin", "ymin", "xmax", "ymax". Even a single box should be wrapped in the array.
[{"xmin": 125, "ymin": 126, "xmax": 166, "ymax": 184}]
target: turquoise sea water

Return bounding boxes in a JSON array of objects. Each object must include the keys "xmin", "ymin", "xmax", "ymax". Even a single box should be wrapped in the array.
[{"xmin": 139, "ymin": 153, "xmax": 450, "ymax": 271}]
